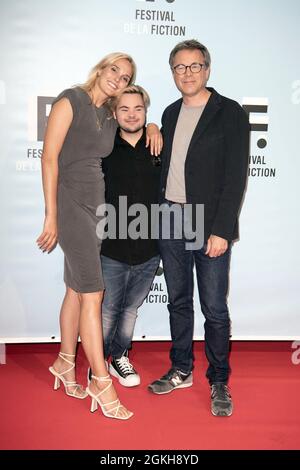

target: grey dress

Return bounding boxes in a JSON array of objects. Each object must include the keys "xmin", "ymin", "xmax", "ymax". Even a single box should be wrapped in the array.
[{"xmin": 53, "ymin": 87, "xmax": 117, "ymax": 292}]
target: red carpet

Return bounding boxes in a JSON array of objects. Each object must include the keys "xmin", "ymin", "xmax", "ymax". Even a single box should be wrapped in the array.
[{"xmin": 0, "ymin": 342, "xmax": 299, "ymax": 450}]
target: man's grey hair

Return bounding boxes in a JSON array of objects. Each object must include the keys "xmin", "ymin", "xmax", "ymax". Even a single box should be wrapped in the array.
[{"xmin": 169, "ymin": 39, "xmax": 211, "ymax": 69}]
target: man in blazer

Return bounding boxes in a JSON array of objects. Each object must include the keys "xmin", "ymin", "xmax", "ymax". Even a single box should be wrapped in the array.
[{"xmin": 148, "ymin": 39, "xmax": 250, "ymax": 417}]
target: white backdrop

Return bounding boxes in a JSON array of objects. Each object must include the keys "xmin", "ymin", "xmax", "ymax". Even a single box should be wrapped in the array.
[{"xmin": 0, "ymin": 0, "xmax": 300, "ymax": 342}]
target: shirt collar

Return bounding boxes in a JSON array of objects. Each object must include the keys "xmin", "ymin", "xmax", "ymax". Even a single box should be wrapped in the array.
[{"xmin": 115, "ymin": 126, "xmax": 147, "ymax": 148}]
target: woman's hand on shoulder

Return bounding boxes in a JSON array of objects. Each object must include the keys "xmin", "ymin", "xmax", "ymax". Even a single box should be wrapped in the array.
[{"xmin": 146, "ymin": 123, "xmax": 163, "ymax": 156}]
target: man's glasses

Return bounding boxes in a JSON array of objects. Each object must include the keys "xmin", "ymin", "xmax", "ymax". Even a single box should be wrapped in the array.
[{"xmin": 172, "ymin": 63, "xmax": 205, "ymax": 75}]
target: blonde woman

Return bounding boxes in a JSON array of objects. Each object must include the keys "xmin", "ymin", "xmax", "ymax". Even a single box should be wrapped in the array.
[{"xmin": 37, "ymin": 52, "xmax": 162, "ymax": 420}]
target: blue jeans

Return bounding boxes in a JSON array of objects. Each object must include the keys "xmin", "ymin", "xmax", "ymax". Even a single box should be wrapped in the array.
[
  {"xmin": 159, "ymin": 201, "xmax": 231, "ymax": 384},
  {"xmin": 101, "ymin": 255, "xmax": 160, "ymax": 359}
]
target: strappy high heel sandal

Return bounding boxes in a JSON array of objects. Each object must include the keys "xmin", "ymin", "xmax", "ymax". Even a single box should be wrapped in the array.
[
  {"xmin": 49, "ymin": 352, "xmax": 88, "ymax": 399},
  {"xmin": 86, "ymin": 374, "xmax": 133, "ymax": 420}
]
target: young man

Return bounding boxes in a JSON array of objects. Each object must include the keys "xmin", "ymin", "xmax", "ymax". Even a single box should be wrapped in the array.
[
  {"xmin": 100, "ymin": 85, "xmax": 161, "ymax": 386},
  {"xmin": 148, "ymin": 40, "xmax": 250, "ymax": 416}
]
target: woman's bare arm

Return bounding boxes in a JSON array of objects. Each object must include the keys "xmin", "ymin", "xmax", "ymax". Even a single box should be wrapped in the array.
[{"xmin": 36, "ymin": 98, "xmax": 73, "ymax": 252}]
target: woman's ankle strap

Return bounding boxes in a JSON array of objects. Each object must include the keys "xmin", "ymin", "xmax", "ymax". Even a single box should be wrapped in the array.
[
  {"xmin": 91, "ymin": 374, "xmax": 110, "ymax": 382},
  {"xmin": 59, "ymin": 352, "xmax": 76, "ymax": 357}
]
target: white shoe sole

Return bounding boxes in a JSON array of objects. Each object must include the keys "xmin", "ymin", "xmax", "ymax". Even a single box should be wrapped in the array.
[
  {"xmin": 148, "ymin": 381, "xmax": 193, "ymax": 395},
  {"xmin": 109, "ymin": 364, "xmax": 141, "ymax": 387}
]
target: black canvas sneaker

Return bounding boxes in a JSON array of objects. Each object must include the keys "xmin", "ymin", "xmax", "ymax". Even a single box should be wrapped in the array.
[{"xmin": 109, "ymin": 354, "xmax": 140, "ymax": 387}]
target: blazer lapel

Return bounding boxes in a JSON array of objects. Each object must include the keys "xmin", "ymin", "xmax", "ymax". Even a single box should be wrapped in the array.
[
  {"xmin": 187, "ymin": 88, "xmax": 222, "ymax": 154},
  {"xmin": 164, "ymin": 99, "xmax": 182, "ymax": 158}
]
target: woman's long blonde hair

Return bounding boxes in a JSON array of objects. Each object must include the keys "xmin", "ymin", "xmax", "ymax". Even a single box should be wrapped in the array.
[{"xmin": 80, "ymin": 52, "xmax": 136, "ymax": 93}]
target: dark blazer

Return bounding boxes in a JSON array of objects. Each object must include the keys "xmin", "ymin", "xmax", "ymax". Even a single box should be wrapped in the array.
[{"xmin": 160, "ymin": 87, "xmax": 250, "ymax": 242}]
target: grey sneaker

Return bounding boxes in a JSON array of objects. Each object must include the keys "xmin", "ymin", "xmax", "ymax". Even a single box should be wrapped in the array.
[
  {"xmin": 148, "ymin": 368, "xmax": 193, "ymax": 395},
  {"xmin": 211, "ymin": 383, "xmax": 233, "ymax": 417}
]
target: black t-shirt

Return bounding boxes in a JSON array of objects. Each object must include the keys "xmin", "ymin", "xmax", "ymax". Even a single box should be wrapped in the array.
[{"xmin": 101, "ymin": 128, "xmax": 161, "ymax": 265}]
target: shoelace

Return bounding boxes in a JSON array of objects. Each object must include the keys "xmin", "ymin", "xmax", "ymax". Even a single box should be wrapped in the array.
[
  {"xmin": 163, "ymin": 368, "xmax": 184, "ymax": 381},
  {"xmin": 211, "ymin": 384, "xmax": 231, "ymax": 400},
  {"xmin": 115, "ymin": 356, "xmax": 135, "ymax": 374}
]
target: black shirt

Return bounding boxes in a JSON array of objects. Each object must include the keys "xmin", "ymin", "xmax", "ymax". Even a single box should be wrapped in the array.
[{"xmin": 101, "ymin": 128, "xmax": 161, "ymax": 265}]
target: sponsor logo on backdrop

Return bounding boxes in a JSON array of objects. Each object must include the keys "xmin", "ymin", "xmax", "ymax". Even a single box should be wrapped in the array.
[
  {"xmin": 124, "ymin": 0, "xmax": 185, "ymax": 36},
  {"xmin": 36, "ymin": 96, "xmax": 54, "ymax": 142},
  {"xmin": 146, "ymin": 280, "xmax": 168, "ymax": 304},
  {"xmin": 146, "ymin": 265, "xmax": 167, "ymax": 307},
  {"xmin": 19, "ymin": 96, "xmax": 54, "ymax": 172},
  {"xmin": 147, "ymin": 265, "xmax": 168, "ymax": 304},
  {"xmin": 24, "ymin": 94, "xmax": 277, "ymax": 180},
  {"xmin": 242, "ymin": 97, "xmax": 276, "ymax": 178}
]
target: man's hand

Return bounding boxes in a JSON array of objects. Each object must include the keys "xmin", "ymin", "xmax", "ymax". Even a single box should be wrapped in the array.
[{"xmin": 205, "ymin": 235, "xmax": 228, "ymax": 258}]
